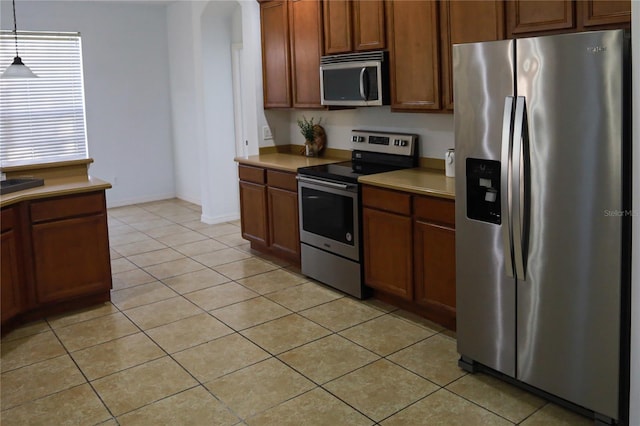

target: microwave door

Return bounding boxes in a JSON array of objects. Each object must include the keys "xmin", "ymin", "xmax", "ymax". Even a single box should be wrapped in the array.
[{"xmin": 320, "ymin": 62, "xmax": 382, "ymax": 106}]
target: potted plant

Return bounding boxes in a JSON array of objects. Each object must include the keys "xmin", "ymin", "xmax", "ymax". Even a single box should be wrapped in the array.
[{"xmin": 297, "ymin": 116, "xmax": 326, "ymax": 157}]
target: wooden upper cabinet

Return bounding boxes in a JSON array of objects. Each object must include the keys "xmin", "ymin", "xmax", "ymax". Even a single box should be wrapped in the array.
[
  {"xmin": 440, "ymin": 1, "xmax": 505, "ymax": 110},
  {"xmin": 323, "ymin": 0, "xmax": 385, "ymax": 54},
  {"xmin": 323, "ymin": 0, "xmax": 352, "ymax": 54},
  {"xmin": 289, "ymin": 0, "xmax": 323, "ymax": 108},
  {"xmin": 507, "ymin": 0, "xmax": 630, "ymax": 37},
  {"xmin": 387, "ymin": 0, "xmax": 441, "ymax": 111},
  {"xmin": 352, "ymin": 0, "xmax": 385, "ymax": 51},
  {"xmin": 507, "ymin": 0, "xmax": 575, "ymax": 36},
  {"xmin": 580, "ymin": 0, "xmax": 631, "ymax": 28},
  {"xmin": 260, "ymin": 1, "xmax": 291, "ymax": 108}
]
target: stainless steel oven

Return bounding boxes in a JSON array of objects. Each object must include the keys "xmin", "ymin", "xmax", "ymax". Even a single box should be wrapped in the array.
[
  {"xmin": 297, "ymin": 130, "xmax": 418, "ymax": 299},
  {"xmin": 297, "ymin": 175, "xmax": 363, "ymax": 298}
]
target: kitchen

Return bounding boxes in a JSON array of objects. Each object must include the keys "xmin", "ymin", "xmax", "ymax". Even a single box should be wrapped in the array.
[{"xmin": 0, "ymin": 0, "xmax": 638, "ymax": 425}]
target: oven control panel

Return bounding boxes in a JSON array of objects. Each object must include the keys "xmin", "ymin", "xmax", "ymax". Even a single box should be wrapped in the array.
[{"xmin": 350, "ymin": 130, "xmax": 418, "ymax": 157}]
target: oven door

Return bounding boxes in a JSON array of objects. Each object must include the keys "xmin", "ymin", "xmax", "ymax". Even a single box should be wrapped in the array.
[{"xmin": 297, "ymin": 176, "xmax": 359, "ymax": 261}]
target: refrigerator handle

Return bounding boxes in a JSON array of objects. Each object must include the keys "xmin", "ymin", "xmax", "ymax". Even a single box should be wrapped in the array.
[
  {"xmin": 500, "ymin": 96, "xmax": 515, "ymax": 278},
  {"xmin": 512, "ymin": 96, "xmax": 527, "ymax": 280}
]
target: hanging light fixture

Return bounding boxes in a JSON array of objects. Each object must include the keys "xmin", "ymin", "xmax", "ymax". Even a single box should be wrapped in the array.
[{"xmin": 1, "ymin": 0, "xmax": 37, "ymax": 79}]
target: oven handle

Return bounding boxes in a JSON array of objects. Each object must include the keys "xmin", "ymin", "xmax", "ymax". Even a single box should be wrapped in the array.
[{"xmin": 297, "ymin": 176, "xmax": 351, "ymax": 190}]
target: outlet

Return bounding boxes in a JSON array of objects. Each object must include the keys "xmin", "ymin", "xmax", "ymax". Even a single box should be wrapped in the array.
[{"xmin": 263, "ymin": 125, "xmax": 273, "ymax": 140}]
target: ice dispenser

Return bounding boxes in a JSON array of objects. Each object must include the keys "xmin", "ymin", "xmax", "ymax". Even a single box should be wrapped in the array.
[{"xmin": 466, "ymin": 158, "xmax": 501, "ymax": 224}]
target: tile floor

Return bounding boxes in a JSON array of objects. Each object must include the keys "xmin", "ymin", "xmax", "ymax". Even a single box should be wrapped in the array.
[{"xmin": 0, "ymin": 198, "xmax": 593, "ymax": 425}]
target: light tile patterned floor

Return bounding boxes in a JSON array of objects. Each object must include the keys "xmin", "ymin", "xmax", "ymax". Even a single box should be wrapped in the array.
[{"xmin": 0, "ymin": 198, "xmax": 593, "ymax": 425}]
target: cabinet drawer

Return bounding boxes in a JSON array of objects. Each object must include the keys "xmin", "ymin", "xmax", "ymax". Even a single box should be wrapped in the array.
[
  {"xmin": 30, "ymin": 192, "xmax": 105, "ymax": 223},
  {"xmin": 1, "ymin": 207, "xmax": 16, "ymax": 232},
  {"xmin": 267, "ymin": 169, "xmax": 297, "ymax": 192},
  {"xmin": 239, "ymin": 165, "xmax": 266, "ymax": 184},
  {"xmin": 362, "ymin": 185, "xmax": 411, "ymax": 215},
  {"xmin": 414, "ymin": 196, "xmax": 455, "ymax": 227}
]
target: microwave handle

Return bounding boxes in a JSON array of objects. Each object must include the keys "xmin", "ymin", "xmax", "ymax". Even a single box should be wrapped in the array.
[{"xmin": 359, "ymin": 67, "xmax": 367, "ymax": 101}]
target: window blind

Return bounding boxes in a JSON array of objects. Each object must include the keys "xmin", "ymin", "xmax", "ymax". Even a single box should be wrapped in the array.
[{"xmin": 0, "ymin": 32, "xmax": 88, "ymax": 167}]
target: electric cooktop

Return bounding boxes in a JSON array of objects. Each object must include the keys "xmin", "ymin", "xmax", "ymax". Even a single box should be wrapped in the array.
[{"xmin": 298, "ymin": 160, "xmax": 409, "ymax": 184}]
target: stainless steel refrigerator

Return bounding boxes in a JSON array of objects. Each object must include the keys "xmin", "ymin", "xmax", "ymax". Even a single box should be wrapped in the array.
[{"xmin": 453, "ymin": 30, "xmax": 631, "ymax": 424}]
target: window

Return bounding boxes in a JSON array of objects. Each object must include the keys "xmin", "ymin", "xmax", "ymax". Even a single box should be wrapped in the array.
[{"xmin": 0, "ymin": 32, "xmax": 88, "ymax": 167}]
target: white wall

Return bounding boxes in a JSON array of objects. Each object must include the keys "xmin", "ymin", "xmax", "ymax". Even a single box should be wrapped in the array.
[
  {"xmin": 166, "ymin": 1, "xmax": 205, "ymax": 205},
  {"xmin": 629, "ymin": 3, "xmax": 639, "ymax": 426},
  {"xmin": 167, "ymin": 0, "xmax": 262, "ymax": 223},
  {"xmin": 200, "ymin": 1, "xmax": 241, "ymax": 223},
  {"xmin": 0, "ymin": 1, "xmax": 175, "ymax": 207}
]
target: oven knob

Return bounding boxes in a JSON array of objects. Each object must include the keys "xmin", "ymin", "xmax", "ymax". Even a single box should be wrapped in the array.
[
  {"xmin": 393, "ymin": 139, "xmax": 400, "ymax": 146},
  {"xmin": 346, "ymin": 232, "xmax": 352, "ymax": 242},
  {"xmin": 357, "ymin": 136, "xmax": 365, "ymax": 142},
  {"xmin": 400, "ymin": 140, "xmax": 408, "ymax": 147},
  {"xmin": 351, "ymin": 136, "xmax": 358, "ymax": 142}
]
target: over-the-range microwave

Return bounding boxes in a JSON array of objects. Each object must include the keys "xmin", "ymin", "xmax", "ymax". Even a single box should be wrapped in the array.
[{"xmin": 320, "ymin": 50, "xmax": 390, "ymax": 107}]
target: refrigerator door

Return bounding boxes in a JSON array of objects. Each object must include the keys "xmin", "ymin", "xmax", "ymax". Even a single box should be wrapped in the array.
[
  {"xmin": 454, "ymin": 40, "xmax": 516, "ymax": 377},
  {"xmin": 515, "ymin": 30, "xmax": 624, "ymax": 420}
]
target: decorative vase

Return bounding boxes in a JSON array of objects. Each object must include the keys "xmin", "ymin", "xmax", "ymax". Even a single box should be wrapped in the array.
[{"xmin": 301, "ymin": 125, "xmax": 326, "ymax": 157}]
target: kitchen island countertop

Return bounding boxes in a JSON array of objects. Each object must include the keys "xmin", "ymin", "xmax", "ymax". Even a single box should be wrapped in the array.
[
  {"xmin": 0, "ymin": 158, "xmax": 111, "ymax": 208},
  {"xmin": 359, "ymin": 167, "xmax": 455, "ymax": 200},
  {"xmin": 0, "ymin": 176, "xmax": 112, "ymax": 208}
]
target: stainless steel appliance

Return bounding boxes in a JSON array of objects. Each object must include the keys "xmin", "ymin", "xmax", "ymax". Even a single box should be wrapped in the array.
[
  {"xmin": 320, "ymin": 51, "xmax": 389, "ymax": 106},
  {"xmin": 298, "ymin": 130, "xmax": 418, "ymax": 298},
  {"xmin": 454, "ymin": 30, "xmax": 631, "ymax": 424}
]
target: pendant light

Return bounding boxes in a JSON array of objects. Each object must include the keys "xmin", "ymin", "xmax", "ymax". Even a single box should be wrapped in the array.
[{"xmin": 1, "ymin": 0, "xmax": 37, "ymax": 79}]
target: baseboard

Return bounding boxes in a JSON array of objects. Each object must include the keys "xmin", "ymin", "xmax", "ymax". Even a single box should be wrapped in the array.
[
  {"xmin": 106, "ymin": 192, "xmax": 177, "ymax": 208},
  {"xmin": 175, "ymin": 194, "xmax": 201, "ymax": 206},
  {"xmin": 201, "ymin": 212, "xmax": 240, "ymax": 225}
]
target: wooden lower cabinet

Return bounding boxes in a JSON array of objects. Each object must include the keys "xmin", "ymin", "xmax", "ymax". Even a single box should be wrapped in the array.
[
  {"xmin": 1, "ymin": 191, "xmax": 112, "ymax": 334},
  {"xmin": 32, "ymin": 215, "xmax": 111, "ymax": 304},
  {"xmin": 414, "ymin": 220, "xmax": 456, "ymax": 329},
  {"xmin": 362, "ymin": 185, "xmax": 456, "ymax": 329},
  {"xmin": 1, "ymin": 207, "xmax": 24, "ymax": 323},
  {"xmin": 238, "ymin": 165, "xmax": 300, "ymax": 264},
  {"xmin": 268, "ymin": 186, "xmax": 300, "ymax": 261},
  {"xmin": 239, "ymin": 181, "xmax": 269, "ymax": 246},
  {"xmin": 363, "ymin": 207, "xmax": 412, "ymax": 299}
]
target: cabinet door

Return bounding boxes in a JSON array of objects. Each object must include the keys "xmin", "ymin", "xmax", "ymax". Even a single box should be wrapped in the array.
[
  {"xmin": 289, "ymin": 0, "xmax": 323, "ymax": 108},
  {"xmin": 581, "ymin": 0, "xmax": 631, "ymax": 28},
  {"xmin": 32, "ymin": 214, "xmax": 111, "ymax": 304},
  {"xmin": 1, "ymin": 208, "xmax": 23, "ymax": 323},
  {"xmin": 507, "ymin": 0, "xmax": 575, "ymax": 36},
  {"xmin": 239, "ymin": 181, "xmax": 269, "ymax": 246},
  {"xmin": 353, "ymin": 0, "xmax": 385, "ymax": 51},
  {"xmin": 440, "ymin": 1, "xmax": 504, "ymax": 110},
  {"xmin": 414, "ymin": 220, "xmax": 456, "ymax": 329},
  {"xmin": 261, "ymin": 1, "xmax": 291, "ymax": 108},
  {"xmin": 323, "ymin": 0, "xmax": 352, "ymax": 54},
  {"xmin": 268, "ymin": 187, "xmax": 300, "ymax": 261},
  {"xmin": 363, "ymin": 207, "xmax": 413, "ymax": 300},
  {"xmin": 387, "ymin": 0, "xmax": 441, "ymax": 111}
]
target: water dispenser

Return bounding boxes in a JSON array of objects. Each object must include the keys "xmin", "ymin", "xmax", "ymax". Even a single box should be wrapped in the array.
[{"xmin": 466, "ymin": 158, "xmax": 501, "ymax": 224}]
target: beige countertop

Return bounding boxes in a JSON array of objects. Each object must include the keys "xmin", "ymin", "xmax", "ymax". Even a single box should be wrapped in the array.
[
  {"xmin": 1, "ymin": 176, "xmax": 112, "ymax": 208},
  {"xmin": 235, "ymin": 153, "xmax": 344, "ymax": 173},
  {"xmin": 359, "ymin": 168, "xmax": 456, "ymax": 200},
  {"xmin": 235, "ymin": 153, "xmax": 455, "ymax": 200}
]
